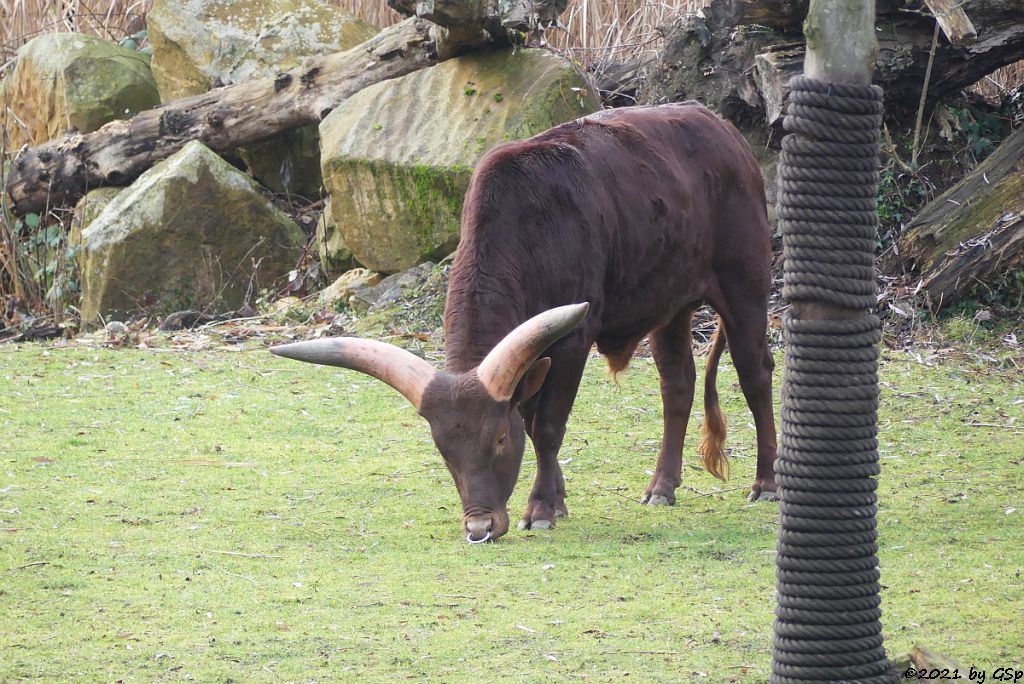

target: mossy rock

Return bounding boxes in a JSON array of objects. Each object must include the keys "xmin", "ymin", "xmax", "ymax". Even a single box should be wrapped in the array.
[
  {"xmin": 70, "ymin": 188, "xmax": 124, "ymax": 250},
  {"xmin": 314, "ymin": 198, "xmax": 355, "ymax": 275},
  {"xmin": 319, "ymin": 48, "xmax": 599, "ymax": 274},
  {"xmin": 148, "ymin": 0, "xmax": 377, "ymax": 99},
  {"xmin": 147, "ymin": 0, "xmax": 378, "ymax": 196},
  {"xmin": 320, "ymin": 160, "xmax": 468, "ymax": 275},
  {"xmin": 1, "ymin": 159, "xmax": 12, "ymax": 227},
  {"xmin": 78, "ymin": 141, "xmax": 304, "ymax": 323},
  {"xmin": 0, "ymin": 34, "xmax": 159, "ymax": 147}
]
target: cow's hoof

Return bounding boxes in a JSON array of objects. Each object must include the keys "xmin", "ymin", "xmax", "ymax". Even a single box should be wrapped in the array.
[
  {"xmin": 748, "ymin": 482, "xmax": 779, "ymax": 502},
  {"xmin": 518, "ymin": 518, "xmax": 554, "ymax": 531},
  {"xmin": 642, "ymin": 493, "xmax": 675, "ymax": 506},
  {"xmin": 519, "ymin": 496, "xmax": 567, "ymax": 532},
  {"xmin": 642, "ymin": 474, "xmax": 679, "ymax": 507}
]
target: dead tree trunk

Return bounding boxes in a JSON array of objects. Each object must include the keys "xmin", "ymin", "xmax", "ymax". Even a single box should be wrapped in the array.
[
  {"xmin": 881, "ymin": 126, "xmax": 1024, "ymax": 309},
  {"xmin": 5, "ymin": 0, "xmax": 570, "ymax": 216},
  {"xmin": 639, "ymin": 0, "xmax": 1024, "ymax": 127},
  {"xmin": 5, "ymin": 19, "xmax": 436, "ymax": 216}
]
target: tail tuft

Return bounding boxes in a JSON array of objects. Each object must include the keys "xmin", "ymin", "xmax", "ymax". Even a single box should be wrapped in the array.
[
  {"xmin": 603, "ymin": 339, "xmax": 639, "ymax": 384},
  {"xmin": 699, "ymin": 320, "xmax": 730, "ymax": 481}
]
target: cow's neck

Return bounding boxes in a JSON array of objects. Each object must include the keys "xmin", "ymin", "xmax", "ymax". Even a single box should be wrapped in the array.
[{"xmin": 443, "ymin": 271, "xmax": 527, "ymax": 375}]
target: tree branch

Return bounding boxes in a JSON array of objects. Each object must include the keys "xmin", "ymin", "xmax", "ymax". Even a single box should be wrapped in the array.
[{"xmin": 6, "ymin": 18, "xmax": 436, "ymax": 215}]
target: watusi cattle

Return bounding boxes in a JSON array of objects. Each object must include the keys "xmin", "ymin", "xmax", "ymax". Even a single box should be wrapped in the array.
[{"xmin": 271, "ymin": 102, "xmax": 778, "ymax": 543}]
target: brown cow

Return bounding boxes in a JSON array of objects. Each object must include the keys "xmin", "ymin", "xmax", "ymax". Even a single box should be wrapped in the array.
[{"xmin": 271, "ymin": 102, "xmax": 778, "ymax": 543}]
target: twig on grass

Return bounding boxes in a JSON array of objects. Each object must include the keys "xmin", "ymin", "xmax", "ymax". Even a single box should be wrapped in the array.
[
  {"xmin": 594, "ymin": 484, "xmax": 645, "ymax": 504},
  {"xmin": 967, "ymin": 422, "xmax": 1020, "ymax": 429},
  {"xmin": 599, "ymin": 650, "xmax": 681, "ymax": 656},
  {"xmin": 207, "ymin": 550, "xmax": 284, "ymax": 559},
  {"xmin": 10, "ymin": 561, "xmax": 50, "ymax": 570},
  {"xmin": 679, "ymin": 485, "xmax": 748, "ymax": 499},
  {"xmin": 222, "ymin": 570, "xmax": 259, "ymax": 585}
]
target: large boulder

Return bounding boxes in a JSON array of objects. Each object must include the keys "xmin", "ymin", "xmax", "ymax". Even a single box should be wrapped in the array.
[
  {"xmin": 314, "ymin": 198, "xmax": 356, "ymax": 275},
  {"xmin": 78, "ymin": 141, "xmax": 304, "ymax": 323},
  {"xmin": 70, "ymin": 188, "xmax": 124, "ymax": 249},
  {"xmin": 319, "ymin": 48, "xmax": 599, "ymax": 274},
  {"xmin": 0, "ymin": 34, "xmax": 159, "ymax": 147},
  {"xmin": 147, "ymin": 0, "xmax": 378, "ymax": 196}
]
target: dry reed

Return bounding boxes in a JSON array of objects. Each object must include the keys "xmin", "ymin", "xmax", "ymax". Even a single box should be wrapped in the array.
[
  {"xmin": 974, "ymin": 60, "xmax": 1024, "ymax": 99},
  {"xmin": 1, "ymin": 0, "xmax": 707, "ymax": 73},
  {"xmin": 4, "ymin": 0, "xmax": 1022, "ymax": 89}
]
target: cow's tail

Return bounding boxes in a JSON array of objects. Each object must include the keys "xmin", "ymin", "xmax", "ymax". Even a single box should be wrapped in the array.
[{"xmin": 699, "ymin": 318, "xmax": 730, "ymax": 481}]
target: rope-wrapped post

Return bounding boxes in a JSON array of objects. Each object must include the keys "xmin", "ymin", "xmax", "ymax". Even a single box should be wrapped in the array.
[{"xmin": 771, "ymin": 76, "xmax": 896, "ymax": 682}]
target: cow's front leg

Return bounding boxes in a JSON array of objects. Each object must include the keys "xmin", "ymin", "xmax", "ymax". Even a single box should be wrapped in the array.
[
  {"xmin": 518, "ymin": 342, "xmax": 589, "ymax": 531},
  {"xmin": 642, "ymin": 311, "xmax": 697, "ymax": 506}
]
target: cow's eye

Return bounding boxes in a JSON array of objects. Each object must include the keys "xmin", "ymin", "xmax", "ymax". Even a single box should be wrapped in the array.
[{"xmin": 496, "ymin": 433, "xmax": 507, "ymax": 449}]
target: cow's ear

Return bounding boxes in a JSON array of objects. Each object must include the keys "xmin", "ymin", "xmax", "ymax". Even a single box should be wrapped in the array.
[{"xmin": 512, "ymin": 357, "xmax": 551, "ymax": 406}]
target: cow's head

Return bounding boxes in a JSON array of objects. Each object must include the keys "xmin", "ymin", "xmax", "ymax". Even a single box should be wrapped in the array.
[{"xmin": 270, "ymin": 303, "xmax": 589, "ymax": 543}]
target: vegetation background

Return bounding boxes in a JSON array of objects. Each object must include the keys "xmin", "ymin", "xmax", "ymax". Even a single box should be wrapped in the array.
[
  {"xmin": 4, "ymin": 0, "xmax": 1020, "ymax": 90},
  {"xmin": 2, "ymin": 0, "xmax": 1023, "ymax": 322},
  {"xmin": 1, "ymin": 0, "xmax": 1022, "ymax": 678}
]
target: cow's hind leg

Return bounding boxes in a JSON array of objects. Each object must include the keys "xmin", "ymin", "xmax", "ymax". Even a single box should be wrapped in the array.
[
  {"xmin": 713, "ymin": 287, "xmax": 778, "ymax": 501},
  {"xmin": 642, "ymin": 309, "xmax": 697, "ymax": 506},
  {"xmin": 518, "ymin": 340, "xmax": 590, "ymax": 531}
]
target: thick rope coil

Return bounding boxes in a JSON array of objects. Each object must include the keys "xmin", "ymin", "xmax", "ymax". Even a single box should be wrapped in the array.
[
  {"xmin": 772, "ymin": 76, "xmax": 894, "ymax": 684},
  {"xmin": 774, "ymin": 619, "xmax": 884, "ymax": 641},
  {"xmin": 777, "ymin": 581, "xmax": 882, "ymax": 600},
  {"xmin": 777, "ymin": 568, "xmax": 881, "ymax": 586},
  {"xmin": 774, "ymin": 633, "xmax": 885, "ymax": 655}
]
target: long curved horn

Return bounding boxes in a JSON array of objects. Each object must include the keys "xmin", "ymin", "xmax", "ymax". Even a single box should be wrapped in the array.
[
  {"xmin": 270, "ymin": 338, "xmax": 437, "ymax": 410},
  {"xmin": 476, "ymin": 302, "xmax": 590, "ymax": 401}
]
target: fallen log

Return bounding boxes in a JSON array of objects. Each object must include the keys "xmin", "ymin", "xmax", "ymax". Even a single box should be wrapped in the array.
[
  {"xmin": 5, "ymin": 18, "xmax": 436, "ymax": 216},
  {"xmin": 5, "ymin": 0, "xmax": 571, "ymax": 216},
  {"xmin": 876, "ymin": 0, "xmax": 1024, "ymax": 115},
  {"xmin": 922, "ymin": 0, "xmax": 977, "ymax": 47},
  {"xmin": 881, "ymin": 126, "xmax": 1024, "ymax": 309},
  {"xmin": 640, "ymin": 0, "xmax": 1024, "ymax": 127}
]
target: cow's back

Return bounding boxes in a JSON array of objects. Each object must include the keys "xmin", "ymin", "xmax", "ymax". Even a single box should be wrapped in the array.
[{"xmin": 446, "ymin": 103, "xmax": 770, "ymax": 367}]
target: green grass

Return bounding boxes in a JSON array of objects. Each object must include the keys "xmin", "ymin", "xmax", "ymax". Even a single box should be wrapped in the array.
[{"xmin": 1, "ymin": 343, "xmax": 1022, "ymax": 681}]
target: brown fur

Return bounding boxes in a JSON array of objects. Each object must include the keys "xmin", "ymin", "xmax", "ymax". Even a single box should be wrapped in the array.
[
  {"xmin": 420, "ymin": 103, "xmax": 778, "ymax": 535},
  {"xmin": 278, "ymin": 104, "xmax": 778, "ymax": 541},
  {"xmin": 603, "ymin": 338, "xmax": 640, "ymax": 382},
  {"xmin": 440, "ymin": 104, "xmax": 777, "ymax": 516}
]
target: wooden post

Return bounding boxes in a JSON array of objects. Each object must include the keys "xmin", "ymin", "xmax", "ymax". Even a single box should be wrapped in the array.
[
  {"xmin": 922, "ymin": 0, "xmax": 977, "ymax": 47},
  {"xmin": 792, "ymin": 0, "xmax": 876, "ymax": 326},
  {"xmin": 803, "ymin": 0, "xmax": 876, "ymax": 86},
  {"xmin": 772, "ymin": 0, "xmax": 892, "ymax": 680}
]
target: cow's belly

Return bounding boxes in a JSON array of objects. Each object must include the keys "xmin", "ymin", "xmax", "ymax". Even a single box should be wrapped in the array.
[{"xmin": 594, "ymin": 285, "xmax": 706, "ymax": 356}]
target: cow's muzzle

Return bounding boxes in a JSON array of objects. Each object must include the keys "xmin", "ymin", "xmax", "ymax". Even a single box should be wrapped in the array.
[
  {"xmin": 465, "ymin": 517, "xmax": 493, "ymax": 543},
  {"xmin": 467, "ymin": 530, "xmax": 491, "ymax": 544},
  {"xmin": 464, "ymin": 511, "xmax": 509, "ymax": 543}
]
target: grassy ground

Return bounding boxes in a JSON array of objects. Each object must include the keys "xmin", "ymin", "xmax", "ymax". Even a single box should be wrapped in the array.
[{"xmin": 1, "ymin": 341, "xmax": 1022, "ymax": 682}]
